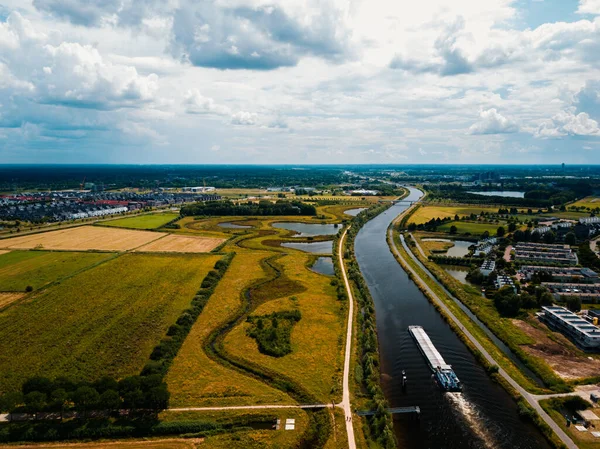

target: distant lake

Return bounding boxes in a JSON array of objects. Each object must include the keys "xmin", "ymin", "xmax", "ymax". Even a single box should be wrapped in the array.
[
  {"xmin": 468, "ymin": 191, "xmax": 525, "ymax": 198},
  {"xmin": 344, "ymin": 208, "xmax": 366, "ymax": 217},
  {"xmin": 281, "ymin": 241, "xmax": 333, "ymax": 254},
  {"xmin": 273, "ymin": 222, "xmax": 340, "ymax": 237},
  {"xmin": 310, "ymin": 257, "xmax": 334, "ymax": 276}
]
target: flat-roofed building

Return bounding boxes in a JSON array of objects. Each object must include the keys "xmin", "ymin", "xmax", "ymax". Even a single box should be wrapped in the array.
[
  {"xmin": 519, "ymin": 266, "xmax": 599, "ymax": 283},
  {"xmin": 541, "ymin": 306, "xmax": 600, "ymax": 350},
  {"xmin": 514, "ymin": 243, "xmax": 578, "ymax": 265},
  {"xmin": 479, "ymin": 260, "xmax": 496, "ymax": 276}
]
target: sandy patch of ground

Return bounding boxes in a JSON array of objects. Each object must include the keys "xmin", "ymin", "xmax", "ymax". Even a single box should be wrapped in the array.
[
  {"xmin": 135, "ymin": 234, "xmax": 225, "ymax": 253},
  {"xmin": 0, "ymin": 250, "xmax": 10, "ymax": 256},
  {"xmin": 0, "ymin": 292, "xmax": 25, "ymax": 309},
  {"xmin": 512, "ymin": 318, "xmax": 600, "ymax": 380},
  {"xmin": 0, "ymin": 226, "xmax": 163, "ymax": 251}
]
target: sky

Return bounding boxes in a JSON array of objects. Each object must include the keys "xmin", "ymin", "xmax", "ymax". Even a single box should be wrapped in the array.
[{"xmin": 0, "ymin": 0, "xmax": 599, "ymax": 164}]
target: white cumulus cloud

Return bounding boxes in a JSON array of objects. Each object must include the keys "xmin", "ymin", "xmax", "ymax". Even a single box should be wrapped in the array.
[{"xmin": 468, "ymin": 108, "xmax": 519, "ymax": 134}]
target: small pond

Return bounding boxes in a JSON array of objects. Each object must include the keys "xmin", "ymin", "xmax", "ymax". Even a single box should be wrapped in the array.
[
  {"xmin": 281, "ymin": 241, "xmax": 333, "ymax": 254},
  {"xmin": 273, "ymin": 222, "xmax": 340, "ymax": 237},
  {"xmin": 467, "ymin": 191, "xmax": 525, "ymax": 198},
  {"xmin": 439, "ymin": 264, "xmax": 473, "ymax": 286},
  {"xmin": 310, "ymin": 256, "xmax": 335, "ymax": 276},
  {"xmin": 218, "ymin": 222, "xmax": 252, "ymax": 229},
  {"xmin": 344, "ymin": 208, "xmax": 366, "ymax": 217},
  {"xmin": 422, "ymin": 238, "xmax": 472, "ymax": 258}
]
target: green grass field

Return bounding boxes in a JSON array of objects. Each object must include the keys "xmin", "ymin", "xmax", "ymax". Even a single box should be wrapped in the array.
[
  {"xmin": 0, "ymin": 252, "xmax": 220, "ymax": 393},
  {"xmin": 101, "ymin": 213, "xmax": 180, "ymax": 229},
  {"xmin": 0, "ymin": 251, "xmax": 113, "ymax": 292},
  {"xmin": 570, "ymin": 196, "xmax": 600, "ymax": 210},
  {"xmin": 409, "ymin": 205, "xmax": 515, "ymax": 225},
  {"xmin": 438, "ymin": 221, "xmax": 503, "ymax": 235}
]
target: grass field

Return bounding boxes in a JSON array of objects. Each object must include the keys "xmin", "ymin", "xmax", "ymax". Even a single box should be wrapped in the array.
[
  {"xmin": 0, "ymin": 253, "xmax": 220, "ymax": 393},
  {"xmin": 0, "ymin": 226, "xmax": 163, "ymax": 251},
  {"xmin": 0, "ymin": 250, "xmax": 113, "ymax": 292},
  {"xmin": 223, "ymin": 251, "xmax": 343, "ymax": 403},
  {"xmin": 570, "ymin": 196, "xmax": 600, "ymax": 210},
  {"xmin": 167, "ymin": 251, "xmax": 293, "ymax": 407},
  {"xmin": 101, "ymin": 213, "xmax": 180, "ymax": 229},
  {"xmin": 408, "ymin": 205, "xmax": 508, "ymax": 225},
  {"xmin": 438, "ymin": 221, "xmax": 502, "ymax": 235}
]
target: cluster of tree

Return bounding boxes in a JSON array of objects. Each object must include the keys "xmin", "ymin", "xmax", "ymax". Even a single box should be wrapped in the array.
[
  {"xmin": 142, "ymin": 254, "xmax": 234, "ymax": 378},
  {"xmin": 429, "ymin": 255, "xmax": 479, "ymax": 266},
  {"xmin": 246, "ymin": 310, "xmax": 301, "ymax": 357},
  {"xmin": 493, "ymin": 285, "xmax": 555, "ymax": 317},
  {"xmin": 181, "ymin": 200, "xmax": 316, "ymax": 217},
  {"xmin": 0, "ymin": 375, "xmax": 169, "ymax": 417},
  {"xmin": 428, "ymin": 184, "xmax": 585, "ymax": 207},
  {"xmin": 578, "ymin": 243, "xmax": 600, "ymax": 271},
  {"xmin": 512, "ymin": 229, "xmax": 561, "ymax": 244},
  {"xmin": 344, "ymin": 204, "xmax": 397, "ymax": 449}
]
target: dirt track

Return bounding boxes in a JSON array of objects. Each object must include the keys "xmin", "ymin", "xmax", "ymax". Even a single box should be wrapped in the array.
[{"xmin": 0, "ymin": 292, "xmax": 24, "ymax": 309}]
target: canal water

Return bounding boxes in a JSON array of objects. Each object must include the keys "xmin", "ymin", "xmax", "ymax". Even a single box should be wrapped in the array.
[
  {"xmin": 281, "ymin": 240, "xmax": 333, "ymax": 254},
  {"xmin": 354, "ymin": 187, "xmax": 550, "ymax": 449}
]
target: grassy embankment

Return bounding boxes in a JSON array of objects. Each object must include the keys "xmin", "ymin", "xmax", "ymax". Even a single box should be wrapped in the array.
[
  {"xmin": 0, "ymin": 252, "xmax": 220, "ymax": 394},
  {"xmin": 100, "ymin": 213, "xmax": 180, "ymax": 230},
  {"xmin": 0, "ymin": 250, "xmax": 114, "ymax": 292}
]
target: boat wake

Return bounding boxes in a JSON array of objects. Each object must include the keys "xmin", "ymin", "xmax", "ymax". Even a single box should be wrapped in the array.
[{"xmin": 445, "ymin": 392, "xmax": 497, "ymax": 449}]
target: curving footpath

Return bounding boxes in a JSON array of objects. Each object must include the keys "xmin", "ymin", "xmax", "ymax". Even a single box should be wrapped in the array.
[
  {"xmin": 390, "ymin": 229, "xmax": 578, "ymax": 449},
  {"xmin": 338, "ymin": 226, "xmax": 357, "ymax": 449}
]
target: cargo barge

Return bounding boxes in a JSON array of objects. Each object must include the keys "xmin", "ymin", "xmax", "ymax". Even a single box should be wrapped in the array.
[{"xmin": 408, "ymin": 325, "xmax": 462, "ymax": 392}]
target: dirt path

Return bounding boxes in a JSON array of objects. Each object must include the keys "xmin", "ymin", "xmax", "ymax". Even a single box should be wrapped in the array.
[{"xmin": 338, "ymin": 227, "xmax": 357, "ymax": 449}]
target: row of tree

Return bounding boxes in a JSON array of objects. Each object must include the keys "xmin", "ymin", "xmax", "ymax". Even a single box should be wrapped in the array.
[
  {"xmin": 181, "ymin": 200, "xmax": 316, "ymax": 216},
  {"xmin": 0, "ymin": 374, "xmax": 168, "ymax": 417}
]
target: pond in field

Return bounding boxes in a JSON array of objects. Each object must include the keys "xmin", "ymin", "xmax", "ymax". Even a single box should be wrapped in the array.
[
  {"xmin": 218, "ymin": 222, "xmax": 252, "ymax": 229},
  {"xmin": 422, "ymin": 238, "xmax": 472, "ymax": 257},
  {"xmin": 281, "ymin": 241, "xmax": 333, "ymax": 254},
  {"xmin": 310, "ymin": 257, "xmax": 334, "ymax": 276},
  {"xmin": 344, "ymin": 207, "xmax": 366, "ymax": 216},
  {"xmin": 439, "ymin": 264, "xmax": 473, "ymax": 286},
  {"xmin": 273, "ymin": 222, "xmax": 340, "ymax": 237},
  {"xmin": 467, "ymin": 191, "xmax": 525, "ymax": 198}
]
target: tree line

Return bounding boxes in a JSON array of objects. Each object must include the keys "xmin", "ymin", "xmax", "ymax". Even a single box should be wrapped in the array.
[{"xmin": 181, "ymin": 200, "xmax": 316, "ymax": 216}]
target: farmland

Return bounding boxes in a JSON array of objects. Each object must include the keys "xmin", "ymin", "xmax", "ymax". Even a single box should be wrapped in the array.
[
  {"xmin": 0, "ymin": 252, "xmax": 220, "ymax": 393},
  {"xmin": 0, "ymin": 226, "xmax": 163, "ymax": 251},
  {"xmin": 101, "ymin": 213, "xmax": 180, "ymax": 230},
  {"xmin": 0, "ymin": 250, "xmax": 113, "ymax": 292},
  {"xmin": 135, "ymin": 234, "xmax": 226, "ymax": 253}
]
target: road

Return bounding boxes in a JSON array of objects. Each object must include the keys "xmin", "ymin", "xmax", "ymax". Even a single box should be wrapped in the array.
[
  {"xmin": 338, "ymin": 226, "xmax": 357, "ymax": 449},
  {"xmin": 389, "ymin": 230, "xmax": 578, "ymax": 449}
]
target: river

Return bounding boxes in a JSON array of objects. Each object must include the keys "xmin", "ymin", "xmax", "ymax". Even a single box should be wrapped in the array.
[{"xmin": 354, "ymin": 187, "xmax": 550, "ymax": 449}]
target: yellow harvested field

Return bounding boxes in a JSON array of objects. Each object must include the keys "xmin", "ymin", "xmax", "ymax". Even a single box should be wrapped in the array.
[
  {"xmin": 0, "ymin": 292, "xmax": 24, "ymax": 309},
  {"xmin": 0, "ymin": 226, "xmax": 163, "ymax": 251},
  {"xmin": 135, "ymin": 234, "xmax": 225, "ymax": 253},
  {"xmin": 0, "ymin": 250, "xmax": 10, "ymax": 256}
]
